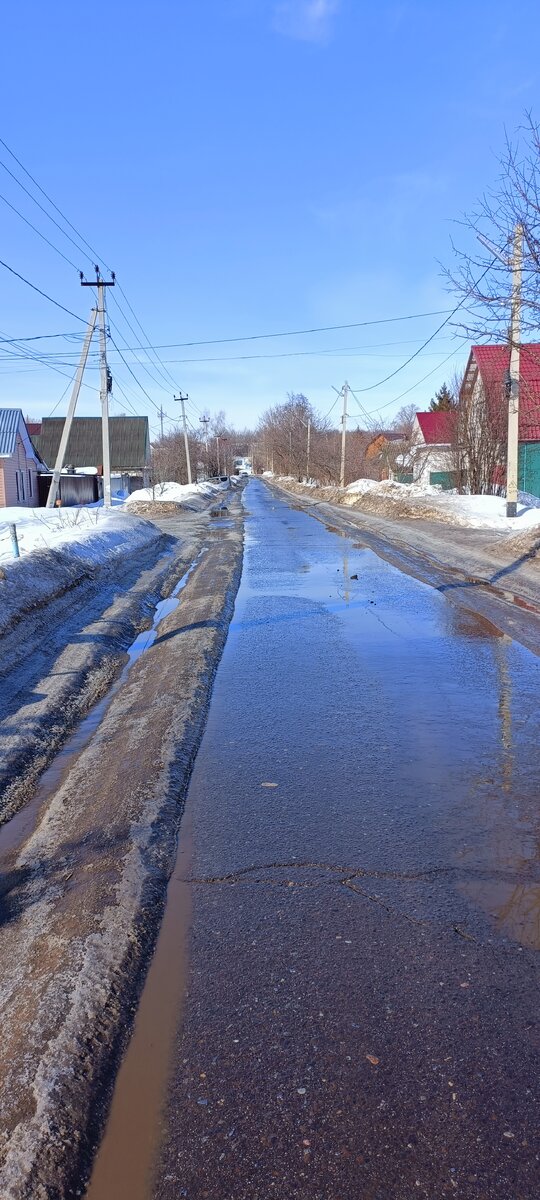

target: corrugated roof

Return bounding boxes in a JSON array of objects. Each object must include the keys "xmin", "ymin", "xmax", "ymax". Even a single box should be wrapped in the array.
[
  {"xmin": 471, "ymin": 344, "xmax": 540, "ymax": 441},
  {"xmin": 0, "ymin": 408, "xmax": 23, "ymax": 457},
  {"xmin": 32, "ymin": 416, "xmax": 150, "ymax": 470},
  {"xmin": 415, "ymin": 410, "xmax": 457, "ymax": 444}
]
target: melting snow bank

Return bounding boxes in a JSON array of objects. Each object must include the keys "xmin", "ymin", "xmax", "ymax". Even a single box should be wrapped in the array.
[
  {"xmin": 272, "ymin": 477, "xmax": 540, "ymax": 539},
  {"xmin": 0, "ymin": 510, "xmax": 162, "ymax": 637},
  {"xmin": 126, "ymin": 479, "xmax": 230, "ymax": 514},
  {"xmin": 0, "ymin": 522, "xmax": 244, "ymax": 1200}
]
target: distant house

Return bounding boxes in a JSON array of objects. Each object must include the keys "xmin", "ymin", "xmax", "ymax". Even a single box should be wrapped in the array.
[
  {"xmin": 461, "ymin": 344, "xmax": 540, "ymax": 498},
  {"xmin": 410, "ymin": 411, "xmax": 457, "ymax": 489},
  {"xmin": 0, "ymin": 409, "xmax": 46, "ymax": 508},
  {"xmin": 32, "ymin": 416, "xmax": 151, "ymax": 495},
  {"xmin": 363, "ymin": 431, "xmax": 403, "ymax": 480}
]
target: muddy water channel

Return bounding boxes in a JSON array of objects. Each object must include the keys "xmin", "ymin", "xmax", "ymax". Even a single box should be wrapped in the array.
[{"xmin": 87, "ymin": 480, "xmax": 540, "ymax": 1200}]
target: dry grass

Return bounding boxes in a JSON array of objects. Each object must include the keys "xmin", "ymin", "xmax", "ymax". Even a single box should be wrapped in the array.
[{"xmin": 127, "ymin": 500, "xmax": 186, "ymax": 516}]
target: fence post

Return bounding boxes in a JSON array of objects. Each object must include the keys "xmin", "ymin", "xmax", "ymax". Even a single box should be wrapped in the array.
[{"xmin": 9, "ymin": 523, "xmax": 20, "ymax": 559}]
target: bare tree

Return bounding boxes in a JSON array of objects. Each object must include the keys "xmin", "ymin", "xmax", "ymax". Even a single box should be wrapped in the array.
[
  {"xmin": 451, "ymin": 370, "xmax": 506, "ymax": 495},
  {"xmin": 444, "ymin": 113, "xmax": 540, "ymax": 339}
]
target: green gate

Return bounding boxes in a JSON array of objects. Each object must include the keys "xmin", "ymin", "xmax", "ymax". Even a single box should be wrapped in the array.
[
  {"xmin": 518, "ymin": 443, "xmax": 540, "ymax": 499},
  {"xmin": 429, "ymin": 470, "xmax": 458, "ymax": 490}
]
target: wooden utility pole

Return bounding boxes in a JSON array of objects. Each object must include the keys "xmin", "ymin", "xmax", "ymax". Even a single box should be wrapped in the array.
[
  {"xmin": 46, "ymin": 307, "xmax": 98, "ymax": 508},
  {"xmin": 340, "ymin": 381, "xmax": 349, "ymax": 489},
  {"xmin": 506, "ymin": 223, "xmax": 523, "ymax": 518},
  {"xmin": 306, "ymin": 417, "xmax": 311, "ymax": 481},
  {"xmin": 81, "ymin": 267, "xmax": 115, "ymax": 507},
  {"xmin": 174, "ymin": 393, "xmax": 192, "ymax": 484}
]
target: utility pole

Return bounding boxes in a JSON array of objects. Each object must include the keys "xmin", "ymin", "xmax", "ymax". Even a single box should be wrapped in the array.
[
  {"xmin": 159, "ymin": 406, "xmax": 164, "ymax": 440},
  {"xmin": 477, "ymin": 224, "xmax": 523, "ymax": 518},
  {"xmin": 507, "ymin": 223, "xmax": 523, "ymax": 518},
  {"xmin": 216, "ymin": 436, "xmax": 221, "ymax": 476},
  {"xmin": 81, "ymin": 267, "xmax": 115, "ymax": 507},
  {"xmin": 340, "ymin": 381, "xmax": 349, "ymax": 489},
  {"xmin": 174, "ymin": 393, "xmax": 192, "ymax": 484},
  {"xmin": 46, "ymin": 307, "xmax": 98, "ymax": 507},
  {"xmin": 199, "ymin": 415, "xmax": 210, "ymax": 480},
  {"xmin": 306, "ymin": 417, "xmax": 311, "ymax": 482}
]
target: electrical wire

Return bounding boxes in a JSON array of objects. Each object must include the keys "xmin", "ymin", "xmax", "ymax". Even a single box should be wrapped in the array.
[
  {"xmin": 349, "ymin": 265, "xmax": 494, "ymax": 394},
  {"xmin": 0, "ymin": 138, "xmax": 195, "ymax": 421},
  {"xmin": 0, "ymin": 138, "xmax": 102, "ymax": 269},
  {"xmin": 99, "ymin": 310, "xmax": 454, "ymax": 352},
  {"xmin": 0, "ymin": 257, "xmax": 87, "ymax": 323},
  {"xmin": 0, "ymin": 188, "xmax": 81, "ymax": 271},
  {"xmin": 364, "ymin": 339, "xmax": 470, "ymax": 418}
]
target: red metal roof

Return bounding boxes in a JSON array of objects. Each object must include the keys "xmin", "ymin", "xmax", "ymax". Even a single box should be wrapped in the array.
[
  {"xmin": 415, "ymin": 410, "xmax": 457, "ymax": 444},
  {"xmin": 472, "ymin": 344, "xmax": 540, "ymax": 441}
]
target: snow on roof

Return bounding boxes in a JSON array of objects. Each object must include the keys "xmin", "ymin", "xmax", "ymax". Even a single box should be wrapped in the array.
[
  {"xmin": 471, "ymin": 344, "xmax": 540, "ymax": 441},
  {"xmin": 415, "ymin": 410, "xmax": 457, "ymax": 445}
]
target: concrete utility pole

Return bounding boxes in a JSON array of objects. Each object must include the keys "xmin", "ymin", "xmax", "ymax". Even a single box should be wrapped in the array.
[
  {"xmin": 46, "ymin": 307, "xmax": 98, "ymax": 508},
  {"xmin": 81, "ymin": 267, "xmax": 115, "ymax": 507},
  {"xmin": 477, "ymin": 224, "xmax": 523, "ymax": 518},
  {"xmin": 174, "ymin": 393, "xmax": 192, "ymax": 484},
  {"xmin": 199, "ymin": 415, "xmax": 210, "ymax": 479},
  {"xmin": 340, "ymin": 381, "xmax": 349, "ymax": 489},
  {"xmin": 159, "ymin": 406, "xmax": 164, "ymax": 440},
  {"xmin": 507, "ymin": 223, "xmax": 523, "ymax": 518}
]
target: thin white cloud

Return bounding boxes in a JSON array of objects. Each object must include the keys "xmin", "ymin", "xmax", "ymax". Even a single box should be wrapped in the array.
[{"xmin": 273, "ymin": 0, "xmax": 340, "ymax": 43}]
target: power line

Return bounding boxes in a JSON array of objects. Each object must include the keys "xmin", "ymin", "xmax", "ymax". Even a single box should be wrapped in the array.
[
  {"xmin": 118, "ymin": 342, "xmax": 455, "ymax": 367},
  {"xmin": 79, "ymin": 309, "xmax": 455, "ymax": 354},
  {"xmin": 0, "ymin": 257, "xmax": 87, "ymax": 323},
  {"xmin": 0, "ymin": 188, "xmax": 81, "ymax": 271},
  {"xmin": 0, "ymin": 138, "xmax": 190, "ymax": 418},
  {"xmin": 0, "ymin": 137, "xmax": 104, "ymax": 269},
  {"xmin": 349, "ymin": 265, "xmax": 493, "ymax": 394},
  {"xmin": 108, "ymin": 332, "xmax": 176, "ymax": 421},
  {"xmin": 0, "ymin": 330, "xmax": 83, "ymax": 345},
  {"xmin": 364, "ymin": 339, "xmax": 470, "ymax": 418}
]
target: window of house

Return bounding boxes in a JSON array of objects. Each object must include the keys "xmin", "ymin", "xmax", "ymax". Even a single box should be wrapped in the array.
[{"xmin": 15, "ymin": 470, "xmax": 25, "ymax": 502}]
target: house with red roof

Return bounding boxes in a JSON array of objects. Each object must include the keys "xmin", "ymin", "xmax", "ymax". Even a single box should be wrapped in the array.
[
  {"xmin": 409, "ymin": 409, "xmax": 458, "ymax": 489},
  {"xmin": 460, "ymin": 344, "xmax": 540, "ymax": 497}
]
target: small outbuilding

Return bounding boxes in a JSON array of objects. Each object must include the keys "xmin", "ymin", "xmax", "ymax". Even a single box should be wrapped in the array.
[{"xmin": 32, "ymin": 416, "xmax": 151, "ymax": 496}]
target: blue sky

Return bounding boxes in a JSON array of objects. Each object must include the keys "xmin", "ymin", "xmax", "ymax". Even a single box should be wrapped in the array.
[{"xmin": 0, "ymin": 0, "xmax": 539, "ymax": 437}]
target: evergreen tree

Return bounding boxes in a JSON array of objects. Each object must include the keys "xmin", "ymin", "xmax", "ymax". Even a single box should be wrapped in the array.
[{"xmin": 429, "ymin": 383, "xmax": 456, "ymax": 412}]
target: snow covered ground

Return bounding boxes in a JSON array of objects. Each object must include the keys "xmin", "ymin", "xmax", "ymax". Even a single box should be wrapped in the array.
[{"xmin": 0, "ymin": 502, "xmax": 148, "ymax": 565}]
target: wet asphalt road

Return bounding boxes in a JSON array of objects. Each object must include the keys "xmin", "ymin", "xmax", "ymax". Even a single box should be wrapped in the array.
[{"xmin": 154, "ymin": 480, "xmax": 540, "ymax": 1200}]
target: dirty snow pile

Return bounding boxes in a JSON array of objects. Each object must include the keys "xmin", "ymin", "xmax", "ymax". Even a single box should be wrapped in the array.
[
  {"xmin": 0, "ymin": 503, "xmax": 160, "ymax": 566},
  {"xmin": 126, "ymin": 480, "xmax": 227, "ymax": 508},
  {"xmin": 273, "ymin": 473, "xmax": 540, "ymax": 535},
  {"xmin": 344, "ymin": 479, "xmax": 540, "ymax": 531}
]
